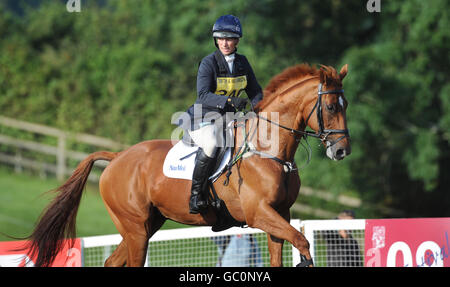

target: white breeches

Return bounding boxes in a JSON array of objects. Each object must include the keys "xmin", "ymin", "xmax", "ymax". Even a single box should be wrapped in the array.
[{"xmin": 188, "ymin": 123, "xmax": 217, "ymax": 157}]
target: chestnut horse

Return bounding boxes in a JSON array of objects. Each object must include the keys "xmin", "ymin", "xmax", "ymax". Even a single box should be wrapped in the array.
[{"xmin": 26, "ymin": 63, "xmax": 350, "ymax": 267}]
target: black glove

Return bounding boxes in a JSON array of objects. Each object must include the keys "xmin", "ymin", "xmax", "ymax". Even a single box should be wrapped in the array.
[{"xmin": 227, "ymin": 97, "xmax": 249, "ymax": 111}]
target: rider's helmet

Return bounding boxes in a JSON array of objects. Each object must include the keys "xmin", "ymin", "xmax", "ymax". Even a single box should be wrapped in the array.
[{"xmin": 212, "ymin": 15, "xmax": 242, "ymax": 39}]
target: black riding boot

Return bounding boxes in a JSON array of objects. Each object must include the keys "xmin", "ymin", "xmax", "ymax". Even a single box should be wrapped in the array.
[{"xmin": 189, "ymin": 148, "xmax": 215, "ymax": 214}]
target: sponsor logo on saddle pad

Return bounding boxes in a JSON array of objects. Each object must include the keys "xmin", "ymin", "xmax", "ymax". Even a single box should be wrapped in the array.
[
  {"xmin": 169, "ymin": 164, "xmax": 186, "ymax": 171},
  {"xmin": 163, "ymin": 141, "xmax": 197, "ymax": 180},
  {"xmin": 163, "ymin": 141, "xmax": 230, "ymax": 181}
]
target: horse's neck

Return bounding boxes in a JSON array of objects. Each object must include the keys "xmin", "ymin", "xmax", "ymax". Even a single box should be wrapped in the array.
[
  {"xmin": 251, "ymin": 111, "xmax": 299, "ymax": 163},
  {"xmin": 252, "ymin": 79, "xmax": 317, "ymax": 162}
]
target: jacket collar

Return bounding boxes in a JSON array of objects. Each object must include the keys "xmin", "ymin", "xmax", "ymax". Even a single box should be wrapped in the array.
[{"xmin": 214, "ymin": 49, "xmax": 244, "ymax": 75}]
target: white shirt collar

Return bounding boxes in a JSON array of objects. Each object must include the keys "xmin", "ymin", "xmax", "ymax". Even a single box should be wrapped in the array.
[
  {"xmin": 224, "ymin": 53, "xmax": 235, "ymax": 62},
  {"xmin": 224, "ymin": 53, "xmax": 235, "ymax": 73}
]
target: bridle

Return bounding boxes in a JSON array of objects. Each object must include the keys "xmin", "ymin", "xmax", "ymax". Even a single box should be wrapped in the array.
[
  {"xmin": 223, "ymin": 83, "xmax": 350, "ymax": 181},
  {"xmin": 304, "ymin": 83, "xmax": 350, "ymax": 146},
  {"xmin": 257, "ymin": 83, "xmax": 350, "ymax": 147}
]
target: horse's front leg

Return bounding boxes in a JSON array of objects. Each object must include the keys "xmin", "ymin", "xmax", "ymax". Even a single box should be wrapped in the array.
[
  {"xmin": 267, "ymin": 233, "xmax": 284, "ymax": 266},
  {"xmin": 242, "ymin": 200, "xmax": 313, "ymax": 267},
  {"xmin": 265, "ymin": 210, "xmax": 290, "ymax": 266}
]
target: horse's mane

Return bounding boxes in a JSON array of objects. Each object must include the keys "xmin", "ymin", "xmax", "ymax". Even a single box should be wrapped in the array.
[{"xmin": 255, "ymin": 63, "xmax": 339, "ymax": 112}]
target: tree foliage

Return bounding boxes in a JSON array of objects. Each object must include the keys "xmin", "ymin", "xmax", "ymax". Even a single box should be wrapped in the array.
[{"xmin": 0, "ymin": 0, "xmax": 449, "ymax": 217}]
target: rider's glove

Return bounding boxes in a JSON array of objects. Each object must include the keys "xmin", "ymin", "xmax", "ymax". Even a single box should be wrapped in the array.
[{"xmin": 227, "ymin": 97, "xmax": 248, "ymax": 111}]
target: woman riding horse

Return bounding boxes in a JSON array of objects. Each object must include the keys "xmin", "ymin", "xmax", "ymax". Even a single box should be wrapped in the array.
[
  {"xmin": 25, "ymin": 62, "xmax": 350, "ymax": 267},
  {"xmin": 23, "ymin": 16, "xmax": 351, "ymax": 265},
  {"xmin": 179, "ymin": 15, "xmax": 263, "ymax": 214}
]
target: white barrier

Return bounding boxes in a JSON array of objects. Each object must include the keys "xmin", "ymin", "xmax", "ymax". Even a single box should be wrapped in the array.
[
  {"xmin": 6, "ymin": 218, "xmax": 450, "ymax": 266},
  {"xmin": 81, "ymin": 219, "xmax": 367, "ymax": 267},
  {"xmin": 82, "ymin": 220, "xmax": 301, "ymax": 267}
]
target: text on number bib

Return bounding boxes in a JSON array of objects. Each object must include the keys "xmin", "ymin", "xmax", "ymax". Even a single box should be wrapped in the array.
[{"xmin": 215, "ymin": 75, "xmax": 247, "ymax": 97}]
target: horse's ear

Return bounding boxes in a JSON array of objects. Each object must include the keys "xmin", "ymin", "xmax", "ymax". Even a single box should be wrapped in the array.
[
  {"xmin": 339, "ymin": 64, "xmax": 348, "ymax": 81},
  {"xmin": 319, "ymin": 68, "xmax": 326, "ymax": 84}
]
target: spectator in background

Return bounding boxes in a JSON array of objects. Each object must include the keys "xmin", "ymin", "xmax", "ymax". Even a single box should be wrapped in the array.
[
  {"xmin": 323, "ymin": 210, "xmax": 363, "ymax": 267},
  {"xmin": 212, "ymin": 234, "xmax": 263, "ymax": 267},
  {"xmin": 211, "ymin": 235, "xmax": 230, "ymax": 267}
]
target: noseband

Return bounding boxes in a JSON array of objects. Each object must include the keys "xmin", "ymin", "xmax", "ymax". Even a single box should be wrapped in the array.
[{"xmin": 257, "ymin": 83, "xmax": 350, "ymax": 146}]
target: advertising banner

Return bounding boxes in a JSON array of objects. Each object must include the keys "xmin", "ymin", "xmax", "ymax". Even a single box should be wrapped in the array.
[
  {"xmin": 365, "ymin": 218, "xmax": 450, "ymax": 267},
  {"xmin": 0, "ymin": 239, "xmax": 82, "ymax": 267}
]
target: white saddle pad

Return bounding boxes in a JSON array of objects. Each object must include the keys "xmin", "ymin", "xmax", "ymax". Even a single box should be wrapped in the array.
[{"xmin": 163, "ymin": 141, "xmax": 231, "ymax": 181}]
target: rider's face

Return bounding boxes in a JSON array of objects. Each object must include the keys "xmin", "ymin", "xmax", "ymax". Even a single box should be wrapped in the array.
[{"xmin": 217, "ymin": 38, "xmax": 239, "ymax": 55}]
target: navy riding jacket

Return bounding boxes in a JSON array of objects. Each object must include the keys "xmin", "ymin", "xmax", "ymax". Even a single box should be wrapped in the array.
[{"xmin": 178, "ymin": 50, "xmax": 263, "ymax": 131}]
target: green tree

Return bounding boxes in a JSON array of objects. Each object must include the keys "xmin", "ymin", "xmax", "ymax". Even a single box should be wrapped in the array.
[
  {"xmin": 339, "ymin": 0, "xmax": 450, "ymax": 216},
  {"xmin": 1, "ymin": 0, "xmax": 448, "ymax": 218}
]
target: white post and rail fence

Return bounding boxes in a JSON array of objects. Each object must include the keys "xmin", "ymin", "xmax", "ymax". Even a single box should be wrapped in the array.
[{"xmin": 0, "ymin": 115, "xmax": 128, "ymax": 182}]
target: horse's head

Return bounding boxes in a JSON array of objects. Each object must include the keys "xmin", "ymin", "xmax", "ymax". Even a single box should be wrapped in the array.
[{"xmin": 304, "ymin": 64, "xmax": 351, "ymax": 161}]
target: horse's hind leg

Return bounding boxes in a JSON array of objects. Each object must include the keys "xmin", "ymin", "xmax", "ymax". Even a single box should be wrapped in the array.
[
  {"xmin": 103, "ymin": 204, "xmax": 128, "ymax": 267},
  {"xmin": 125, "ymin": 205, "xmax": 166, "ymax": 267},
  {"xmin": 103, "ymin": 197, "xmax": 165, "ymax": 266},
  {"xmin": 105, "ymin": 241, "xmax": 127, "ymax": 267},
  {"xmin": 141, "ymin": 206, "xmax": 166, "ymax": 266},
  {"xmin": 124, "ymin": 231, "xmax": 149, "ymax": 266}
]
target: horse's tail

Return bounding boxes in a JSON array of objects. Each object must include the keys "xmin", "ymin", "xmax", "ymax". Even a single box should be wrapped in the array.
[{"xmin": 26, "ymin": 151, "xmax": 118, "ymax": 267}]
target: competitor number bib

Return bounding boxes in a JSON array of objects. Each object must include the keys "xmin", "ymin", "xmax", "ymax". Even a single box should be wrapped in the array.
[{"xmin": 215, "ymin": 75, "xmax": 247, "ymax": 98}]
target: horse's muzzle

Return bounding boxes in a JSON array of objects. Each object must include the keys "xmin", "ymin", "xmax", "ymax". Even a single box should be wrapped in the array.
[{"xmin": 326, "ymin": 140, "xmax": 351, "ymax": 161}]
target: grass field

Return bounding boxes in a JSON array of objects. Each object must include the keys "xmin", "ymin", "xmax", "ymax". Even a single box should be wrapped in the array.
[{"xmin": 0, "ymin": 167, "xmax": 187, "ymax": 241}]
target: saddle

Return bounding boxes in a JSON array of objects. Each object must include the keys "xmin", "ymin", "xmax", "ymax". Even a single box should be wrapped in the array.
[{"xmin": 162, "ymin": 121, "xmax": 246, "ymax": 232}]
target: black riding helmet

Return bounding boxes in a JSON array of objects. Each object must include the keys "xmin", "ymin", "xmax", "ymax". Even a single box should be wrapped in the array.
[{"xmin": 212, "ymin": 15, "xmax": 242, "ymax": 48}]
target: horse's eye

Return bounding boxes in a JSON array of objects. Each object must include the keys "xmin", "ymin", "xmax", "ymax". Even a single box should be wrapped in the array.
[{"xmin": 326, "ymin": 104, "xmax": 337, "ymax": 113}]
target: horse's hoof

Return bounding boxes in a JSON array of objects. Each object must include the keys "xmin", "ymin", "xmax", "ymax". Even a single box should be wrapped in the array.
[{"xmin": 296, "ymin": 255, "xmax": 314, "ymax": 267}]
